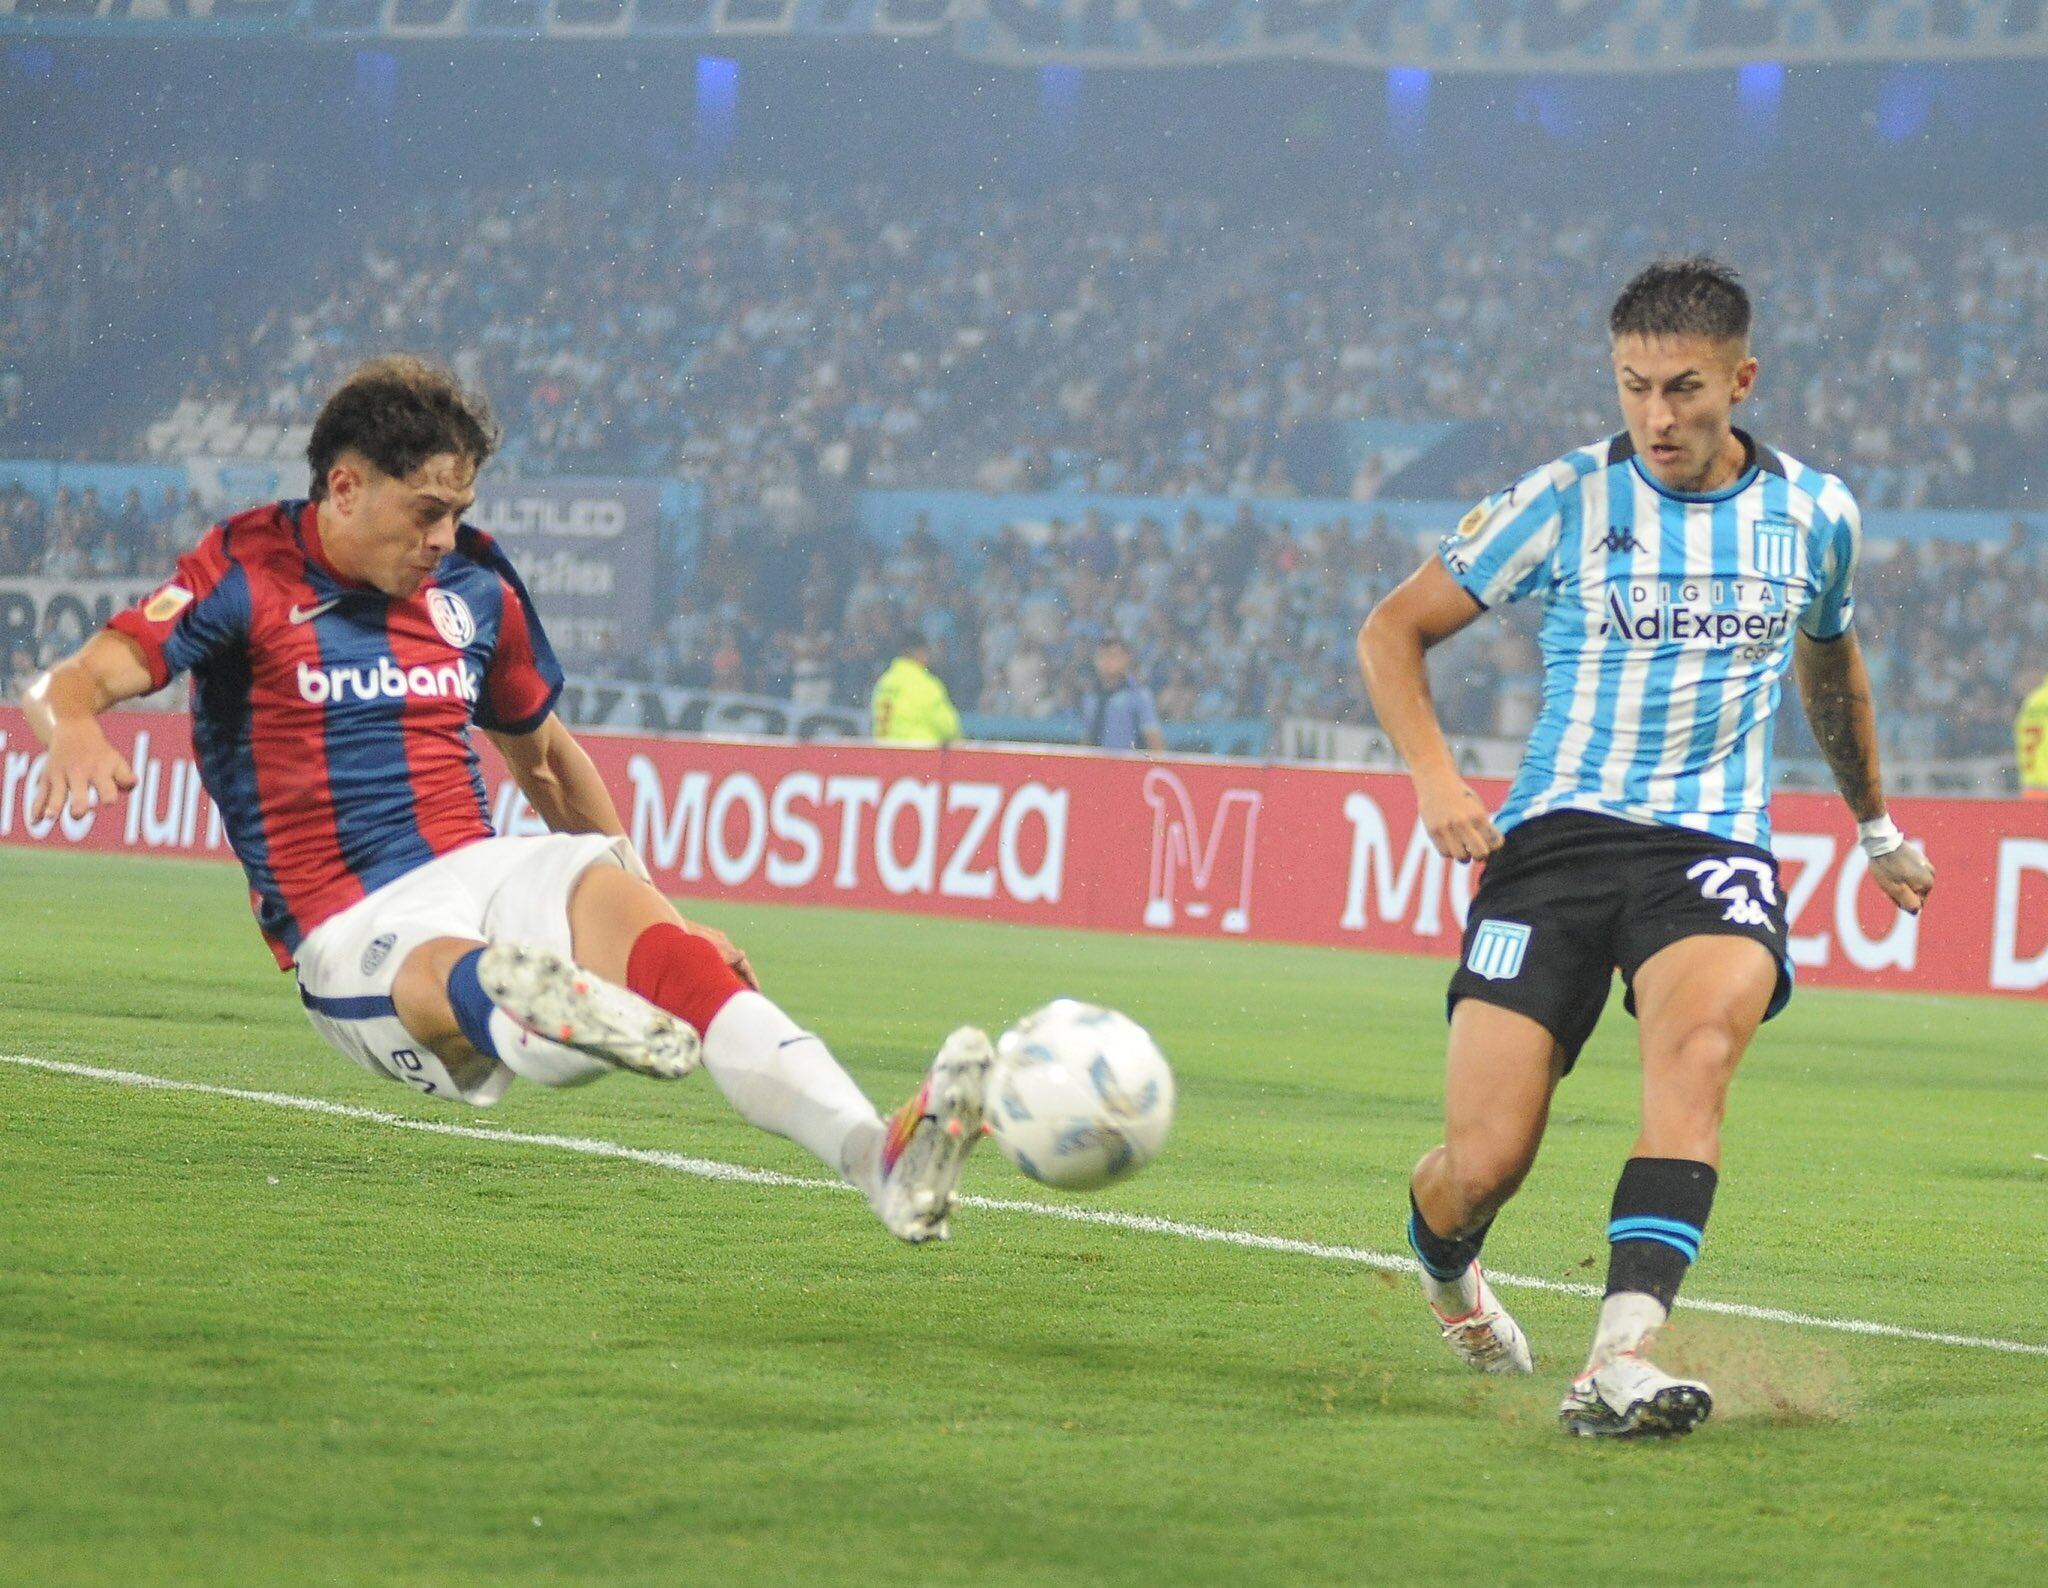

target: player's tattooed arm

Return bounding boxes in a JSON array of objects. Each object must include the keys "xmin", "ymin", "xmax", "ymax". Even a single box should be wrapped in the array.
[
  {"xmin": 1793, "ymin": 628, "xmax": 1885, "ymax": 821},
  {"xmin": 1796, "ymin": 629, "xmax": 1935, "ymax": 914}
]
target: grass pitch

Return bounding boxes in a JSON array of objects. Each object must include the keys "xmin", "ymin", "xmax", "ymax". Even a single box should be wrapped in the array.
[{"xmin": 2, "ymin": 850, "xmax": 2044, "ymax": 1587}]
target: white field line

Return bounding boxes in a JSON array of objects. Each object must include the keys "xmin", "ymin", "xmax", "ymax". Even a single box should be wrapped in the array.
[{"xmin": 7, "ymin": 1052, "xmax": 2046, "ymax": 1361}]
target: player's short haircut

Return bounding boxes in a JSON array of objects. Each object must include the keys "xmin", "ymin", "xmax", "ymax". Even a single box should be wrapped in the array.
[
  {"xmin": 307, "ymin": 355, "xmax": 499, "ymax": 499},
  {"xmin": 1608, "ymin": 257, "xmax": 1751, "ymax": 345}
]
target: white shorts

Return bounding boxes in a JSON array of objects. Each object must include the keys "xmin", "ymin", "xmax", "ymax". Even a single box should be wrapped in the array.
[{"xmin": 293, "ymin": 832, "xmax": 636, "ymax": 1107}]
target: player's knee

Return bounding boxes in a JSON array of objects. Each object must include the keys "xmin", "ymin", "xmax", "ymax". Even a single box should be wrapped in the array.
[
  {"xmin": 567, "ymin": 863, "xmax": 687, "ymax": 980},
  {"xmin": 1442, "ymin": 1142, "xmax": 1533, "ymax": 1221},
  {"xmin": 390, "ymin": 937, "xmax": 479, "ymax": 1047},
  {"xmin": 572, "ymin": 860, "xmax": 682, "ymax": 923}
]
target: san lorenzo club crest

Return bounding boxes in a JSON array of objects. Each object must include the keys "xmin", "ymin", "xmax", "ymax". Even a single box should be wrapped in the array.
[
  {"xmin": 360, "ymin": 932, "xmax": 399, "ymax": 976},
  {"xmin": 427, "ymin": 589, "xmax": 476, "ymax": 649}
]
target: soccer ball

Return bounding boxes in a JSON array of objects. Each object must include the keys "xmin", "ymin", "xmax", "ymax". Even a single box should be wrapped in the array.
[{"xmin": 989, "ymin": 999, "xmax": 1175, "ymax": 1190}]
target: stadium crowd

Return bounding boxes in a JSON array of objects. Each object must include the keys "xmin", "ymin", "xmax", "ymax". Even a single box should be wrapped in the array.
[
  {"xmin": 6, "ymin": 167, "xmax": 2046, "ymax": 763},
  {"xmin": 620, "ymin": 505, "xmax": 2047, "ymax": 763},
  {"xmin": 153, "ymin": 180, "xmax": 1210, "ymax": 514},
  {"xmin": 100, "ymin": 177, "xmax": 2047, "ymax": 514},
  {"xmin": 974, "ymin": 208, "xmax": 2047, "ymax": 512},
  {"xmin": 0, "ymin": 163, "xmax": 234, "ymax": 447},
  {"xmin": 5, "ymin": 480, "xmax": 2044, "ymax": 763}
]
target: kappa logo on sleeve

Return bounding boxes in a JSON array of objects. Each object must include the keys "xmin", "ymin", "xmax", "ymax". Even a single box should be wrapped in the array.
[{"xmin": 143, "ymin": 584, "xmax": 194, "ymax": 623}]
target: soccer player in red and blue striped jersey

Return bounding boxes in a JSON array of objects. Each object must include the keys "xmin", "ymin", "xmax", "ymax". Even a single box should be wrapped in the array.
[{"xmin": 27, "ymin": 356, "xmax": 990, "ymax": 1244}]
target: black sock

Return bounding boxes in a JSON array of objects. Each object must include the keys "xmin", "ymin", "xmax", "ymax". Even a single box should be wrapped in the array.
[
  {"xmin": 1408, "ymin": 1190, "xmax": 1493, "ymax": 1282},
  {"xmin": 1604, "ymin": 1157, "xmax": 1717, "ymax": 1310}
]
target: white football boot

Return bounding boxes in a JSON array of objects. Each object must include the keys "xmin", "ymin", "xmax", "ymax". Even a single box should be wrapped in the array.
[
  {"xmin": 477, "ymin": 943, "xmax": 702, "ymax": 1081},
  {"xmin": 1427, "ymin": 1263, "xmax": 1534, "ymax": 1374},
  {"xmin": 1559, "ymin": 1351, "xmax": 1713, "ymax": 1438},
  {"xmin": 870, "ymin": 1027, "xmax": 994, "ymax": 1244}
]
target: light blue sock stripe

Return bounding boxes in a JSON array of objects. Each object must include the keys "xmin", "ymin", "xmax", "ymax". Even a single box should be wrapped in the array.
[
  {"xmin": 1608, "ymin": 1216, "xmax": 1702, "ymax": 1260},
  {"xmin": 1609, "ymin": 1218, "xmax": 1702, "ymax": 1244}
]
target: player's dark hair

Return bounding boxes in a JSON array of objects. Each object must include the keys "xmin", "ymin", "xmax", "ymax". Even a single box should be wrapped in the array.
[
  {"xmin": 1608, "ymin": 257, "xmax": 1750, "ymax": 345},
  {"xmin": 306, "ymin": 355, "xmax": 499, "ymax": 500}
]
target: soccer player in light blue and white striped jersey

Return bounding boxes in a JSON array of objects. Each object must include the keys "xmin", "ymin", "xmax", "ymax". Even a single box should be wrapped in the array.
[{"xmin": 1359, "ymin": 258, "xmax": 1936, "ymax": 1439}]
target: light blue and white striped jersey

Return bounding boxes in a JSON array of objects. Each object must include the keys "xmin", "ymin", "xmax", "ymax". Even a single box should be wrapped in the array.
[{"xmin": 1439, "ymin": 430, "xmax": 1859, "ymax": 848}]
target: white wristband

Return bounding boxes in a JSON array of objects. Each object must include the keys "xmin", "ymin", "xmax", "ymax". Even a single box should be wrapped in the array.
[{"xmin": 1857, "ymin": 814, "xmax": 1906, "ymax": 860}]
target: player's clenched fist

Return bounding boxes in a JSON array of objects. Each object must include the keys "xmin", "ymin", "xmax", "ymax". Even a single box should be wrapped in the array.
[
  {"xmin": 1416, "ymin": 771, "xmax": 1503, "ymax": 864},
  {"xmin": 1869, "ymin": 841, "xmax": 1935, "ymax": 916},
  {"xmin": 32, "ymin": 723, "xmax": 136, "ymax": 824}
]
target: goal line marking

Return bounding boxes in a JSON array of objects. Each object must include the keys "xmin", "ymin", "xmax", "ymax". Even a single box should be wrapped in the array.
[{"xmin": 7, "ymin": 1052, "xmax": 2043, "ymax": 1360}]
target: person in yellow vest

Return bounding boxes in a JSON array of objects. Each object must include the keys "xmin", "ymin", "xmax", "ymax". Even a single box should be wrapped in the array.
[
  {"xmin": 2019, "ymin": 673, "xmax": 2048, "ymax": 798},
  {"xmin": 871, "ymin": 632, "xmax": 961, "ymax": 746}
]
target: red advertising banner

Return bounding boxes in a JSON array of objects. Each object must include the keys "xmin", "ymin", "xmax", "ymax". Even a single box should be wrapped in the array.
[{"xmin": 4, "ymin": 706, "xmax": 2046, "ymax": 1000}]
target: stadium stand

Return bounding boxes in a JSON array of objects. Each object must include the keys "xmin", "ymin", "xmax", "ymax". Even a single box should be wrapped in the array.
[
  {"xmin": 0, "ymin": 163, "xmax": 238, "ymax": 456},
  {"xmin": 105, "ymin": 180, "xmax": 2047, "ymax": 514},
  {"xmin": 628, "ymin": 503, "xmax": 2048, "ymax": 763},
  {"xmin": 2, "ymin": 100, "xmax": 2041, "ymax": 764}
]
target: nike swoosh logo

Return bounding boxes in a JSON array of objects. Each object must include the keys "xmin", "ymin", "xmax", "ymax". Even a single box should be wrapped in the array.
[{"xmin": 288, "ymin": 599, "xmax": 342, "ymax": 624}]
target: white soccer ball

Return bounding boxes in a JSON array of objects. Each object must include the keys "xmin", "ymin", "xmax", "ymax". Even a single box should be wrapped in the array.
[{"xmin": 990, "ymin": 999, "xmax": 1175, "ymax": 1190}]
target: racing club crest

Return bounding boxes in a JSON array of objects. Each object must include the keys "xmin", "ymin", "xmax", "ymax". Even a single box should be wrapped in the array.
[
  {"xmin": 428, "ymin": 588, "xmax": 476, "ymax": 649},
  {"xmin": 1754, "ymin": 520, "xmax": 1798, "ymax": 580}
]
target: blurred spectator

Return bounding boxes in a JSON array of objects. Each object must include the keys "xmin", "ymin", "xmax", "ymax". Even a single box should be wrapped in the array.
[
  {"xmin": 2020, "ymin": 671, "xmax": 2048, "ymax": 797},
  {"xmin": 1081, "ymin": 637, "xmax": 1165, "ymax": 752},
  {"xmin": 871, "ymin": 631, "xmax": 961, "ymax": 746},
  {"xmin": 0, "ymin": 481, "xmax": 46, "ymax": 574},
  {"xmin": 4, "ymin": 644, "xmax": 39, "ymax": 702}
]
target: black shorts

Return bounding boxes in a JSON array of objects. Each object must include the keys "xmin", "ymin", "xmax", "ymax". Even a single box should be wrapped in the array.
[{"xmin": 1447, "ymin": 810, "xmax": 1793, "ymax": 1073}]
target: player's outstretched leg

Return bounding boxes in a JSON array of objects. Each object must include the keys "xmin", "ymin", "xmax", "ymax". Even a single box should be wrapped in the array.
[
  {"xmin": 604, "ymin": 908, "xmax": 994, "ymax": 1244},
  {"xmin": 478, "ymin": 942, "xmax": 702, "ymax": 1080}
]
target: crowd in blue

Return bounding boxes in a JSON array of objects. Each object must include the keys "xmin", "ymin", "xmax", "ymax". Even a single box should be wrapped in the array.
[{"xmin": 4, "ymin": 159, "xmax": 2045, "ymax": 758}]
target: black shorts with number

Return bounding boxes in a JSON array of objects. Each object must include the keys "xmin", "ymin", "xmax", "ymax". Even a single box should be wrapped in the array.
[{"xmin": 1447, "ymin": 810, "xmax": 1793, "ymax": 1073}]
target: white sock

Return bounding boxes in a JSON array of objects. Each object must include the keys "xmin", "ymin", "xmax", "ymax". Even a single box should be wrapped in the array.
[
  {"xmin": 1587, "ymin": 1291, "xmax": 1668, "ymax": 1372},
  {"xmin": 702, "ymin": 991, "xmax": 884, "ymax": 1188},
  {"xmin": 1421, "ymin": 1264, "xmax": 1482, "ymax": 1318},
  {"xmin": 490, "ymin": 1010, "xmax": 611, "ymax": 1089}
]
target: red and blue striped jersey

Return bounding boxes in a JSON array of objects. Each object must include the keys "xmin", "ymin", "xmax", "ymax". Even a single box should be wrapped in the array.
[{"xmin": 107, "ymin": 499, "xmax": 563, "ymax": 967}]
